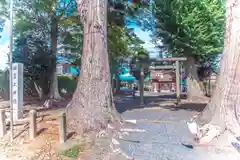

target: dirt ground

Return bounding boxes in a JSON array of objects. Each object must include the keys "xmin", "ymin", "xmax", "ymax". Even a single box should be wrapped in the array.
[
  {"xmin": 0, "ymin": 96, "xmax": 116, "ymax": 160},
  {"xmin": 0, "ymin": 96, "xmax": 82, "ymax": 160},
  {"xmin": 0, "ymin": 107, "xmax": 68, "ymax": 160}
]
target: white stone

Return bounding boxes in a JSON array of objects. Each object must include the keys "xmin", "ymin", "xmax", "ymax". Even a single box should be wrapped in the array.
[
  {"xmin": 112, "ymin": 138, "xmax": 120, "ymax": 145},
  {"xmin": 107, "ymin": 124, "xmax": 115, "ymax": 129},
  {"xmin": 186, "ymin": 121, "xmax": 198, "ymax": 134},
  {"xmin": 120, "ymin": 128, "xmax": 146, "ymax": 133},
  {"xmin": 124, "ymin": 119, "xmax": 137, "ymax": 124}
]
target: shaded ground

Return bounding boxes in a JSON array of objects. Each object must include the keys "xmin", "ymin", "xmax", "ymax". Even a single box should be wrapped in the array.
[
  {"xmin": 115, "ymin": 91, "xmax": 206, "ymax": 113},
  {"xmin": 115, "ymin": 92, "xmax": 240, "ymax": 160}
]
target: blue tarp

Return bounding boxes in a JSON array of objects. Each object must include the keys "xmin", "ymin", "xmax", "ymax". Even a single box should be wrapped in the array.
[
  {"xmin": 119, "ymin": 73, "xmax": 136, "ymax": 82},
  {"xmin": 57, "ymin": 56, "xmax": 79, "ymax": 75},
  {"xmin": 70, "ymin": 67, "xmax": 79, "ymax": 75},
  {"xmin": 56, "ymin": 56, "xmax": 73, "ymax": 64},
  {"xmin": 118, "ymin": 65, "xmax": 136, "ymax": 82},
  {"xmin": 57, "ymin": 56, "xmax": 136, "ymax": 80}
]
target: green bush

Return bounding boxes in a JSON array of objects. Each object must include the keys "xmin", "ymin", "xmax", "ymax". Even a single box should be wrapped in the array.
[
  {"xmin": 61, "ymin": 144, "xmax": 84, "ymax": 159},
  {"xmin": 58, "ymin": 76, "xmax": 78, "ymax": 94}
]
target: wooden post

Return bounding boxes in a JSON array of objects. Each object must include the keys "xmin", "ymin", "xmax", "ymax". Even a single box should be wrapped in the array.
[
  {"xmin": 175, "ymin": 61, "xmax": 180, "ymax": 103},
  {"xmin": 0, "ymin": 109, "xmax": 6, "ymax": 137},
  {"xmin": 140, "ymin": 66, "xmax": 144, "ymax": 105},
  {"xmin": 59, "ymin": 112, "xmax": 67, "ymax": 143},
  {"xmin": 29, "ymin": 110, "xmax": 37, "ymax": 140}
]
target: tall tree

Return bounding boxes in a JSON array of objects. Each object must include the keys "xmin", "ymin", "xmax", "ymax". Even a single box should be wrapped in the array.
[
  {"xmin": 66, "ymin": 0, "xmax": 118, "ymax": 135},
  {"xmin": 0, "ymin": 0, "xmax": 7, "ymax": 38},
  {"xmin": 15, "ymin": 0, "xmax": 82, "ymax": 99},
  {"xmin": 153, "ymin": 0, "xmax": 225, "ymax": 100},
  {"xmin": 66, "ymin": 0, "xmax": 150, "ymax": 135},
  {"xmin": 13, "ymin": 34, "xmax": 54, "ymax": 100},
  {"xmin": 130, "ymin": 47, "xmax": 150, "ymax": 104},
  {"xmin": 108, "ymin": 25, "xmax": 144, "ymax": 93},
  {"xmin": 192, "ymin": 0, "xmax": 240, "ymax": 144}
]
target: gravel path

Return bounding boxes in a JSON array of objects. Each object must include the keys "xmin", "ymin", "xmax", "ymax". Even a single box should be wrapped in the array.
[{"xmin": 115, "ymin": 93, "xmax": 240, "ymax": 160}]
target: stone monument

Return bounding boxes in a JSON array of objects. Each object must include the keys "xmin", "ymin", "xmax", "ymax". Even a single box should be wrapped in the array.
[{"xmin": 12, "ymin": 63, "xmax": 24, "ymax": 121}]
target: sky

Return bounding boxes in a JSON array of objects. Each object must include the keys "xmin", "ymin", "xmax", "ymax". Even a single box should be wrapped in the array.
[
  {"xmin": 0, "ymin": 18, "xmax": 158, "ymax": 70},
  {"xmin": 0, "ymin": 18, "xmax": 10, "ymax": 70},
  {"xmin": 129, "ymin": 25, "xmax": 159, "ymax": 58}
]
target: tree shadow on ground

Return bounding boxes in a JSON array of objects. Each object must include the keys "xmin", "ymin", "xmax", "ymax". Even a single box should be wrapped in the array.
[
  {"xmin": 115, "ymin": 94, "xmax": 207, "ymax": 113},
  {"xmin": 23, "ymin": 94, "xmax": 72, "ymax": 113}
]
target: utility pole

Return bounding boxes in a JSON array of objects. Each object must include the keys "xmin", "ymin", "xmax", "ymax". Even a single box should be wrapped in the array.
[
  {"xmin": 140, "ymin": 65, "xmax": 144, "ymax": 105},
  {"xmin": 175, "ymin": 61, "xmax": 180, "ymax": 104},
  {"xmin": 9, "ymin": 0, "xmax": 14, "ymax": 142}
]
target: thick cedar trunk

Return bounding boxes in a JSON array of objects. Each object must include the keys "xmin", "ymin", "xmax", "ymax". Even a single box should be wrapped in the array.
[
  {"xmin": 183, "ymin": 56, "xmax": 204, "ymax": 101},
  {"xmin": 195, "ymin": 0, "xmax": 240, "ymax": 139},
  {"xmin": 50, "ymin": 15, "xmax": 61, "ymax": 100},
  {"xmin": 66, "ymin": 0, "xmax": 120, "ymax": 135}
]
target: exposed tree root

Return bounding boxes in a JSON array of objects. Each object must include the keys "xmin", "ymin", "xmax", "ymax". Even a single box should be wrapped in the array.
[
  {"xmin": 42, "ymin": 99, "xmax": 52, "ymax": 108},
  {"xmin": 66, "ymin": 99, "xmax": 122, "ymax": 139}
]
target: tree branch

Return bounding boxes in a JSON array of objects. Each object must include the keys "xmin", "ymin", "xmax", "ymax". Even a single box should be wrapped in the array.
[{"xmin": 64, "ymin": 0, "xmax": 73, "ymax": 10}]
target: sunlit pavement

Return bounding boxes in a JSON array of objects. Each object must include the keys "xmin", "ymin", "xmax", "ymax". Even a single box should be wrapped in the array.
[{"xmin": 116, "ymin": 93, "xmax": 240, "ymax": 160}]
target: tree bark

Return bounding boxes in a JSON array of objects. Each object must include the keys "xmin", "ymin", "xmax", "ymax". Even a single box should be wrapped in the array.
[
  {"xmin": 183, "ymin": 56, "xmax": 205, "ymax": 101},
  {"xmin": 50, "ymin": 70, "xmax": 61, "ymax": 99},
  {"xmin": 66, "ymin": 0, "xmax": 121, "ymax": 136},
  {"xmin": 33, "ymin": 81, "xmax": 44, "ymax": 100},
  {"xmin": 194, "ymin": 0, "xmax": 240, "ymax": 141},
  {"xmin": 49, "ymin": 15, "xmax": 61, "ymax": 100}
]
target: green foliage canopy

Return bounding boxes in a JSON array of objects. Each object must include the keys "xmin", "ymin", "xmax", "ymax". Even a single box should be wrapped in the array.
[
  {"xmin": 0, "ymin": 0, "xmax": 7, "ymax": 38},
  {"xmin": 153, "ymin": 0, "xmax": 225, "ymax": 66},
  {"xmin": 130, "ymin": 46, "xmax": 150, "ymax": 80}
]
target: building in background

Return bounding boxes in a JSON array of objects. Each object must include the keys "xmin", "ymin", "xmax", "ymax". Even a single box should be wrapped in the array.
[
  {"xmin": 149, "ymin": 64, "xmax": 186, "ymax": 93},
  {"xmin": 150, "ymin": 65, "xmax": 175, "ymax": 92},
  {"xmin": 56, "ymin": 56, "xmax": 79, "ymax": 76}
]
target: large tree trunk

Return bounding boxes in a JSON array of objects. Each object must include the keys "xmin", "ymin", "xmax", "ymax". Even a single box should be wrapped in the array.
[
  {"xmin": 49, "ymin": 15, "xmax": 61, "ymax": 100},
  {"xmin": 194, "ymin": 0, "xmax": 240, "ymax": 143},
  {"xmin": 66, "ymin": 0, "xmax": 121, "ymax": 136},
  {"xmin": 50, "ymin": 71, "xmax": 61, "ymax": 99},
  {"xmin": 183, "ymin": 56, "xmax": 205, "ymax": 101}
]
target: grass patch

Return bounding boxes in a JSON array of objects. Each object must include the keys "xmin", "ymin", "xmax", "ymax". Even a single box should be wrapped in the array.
[{"xmin": 61, "ymin": 144, "xmax": 85, "ymax": 159}]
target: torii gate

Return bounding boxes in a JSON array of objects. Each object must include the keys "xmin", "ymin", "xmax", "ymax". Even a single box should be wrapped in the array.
[{"xmin": 149, "ymin": 57, "xmax": 187, "ymax": 103}]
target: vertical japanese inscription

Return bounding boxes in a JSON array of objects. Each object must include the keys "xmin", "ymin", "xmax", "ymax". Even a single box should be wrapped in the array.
[{"xmin": 12, "ymin": 63, "xmax": 24, "ymax": 120}]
